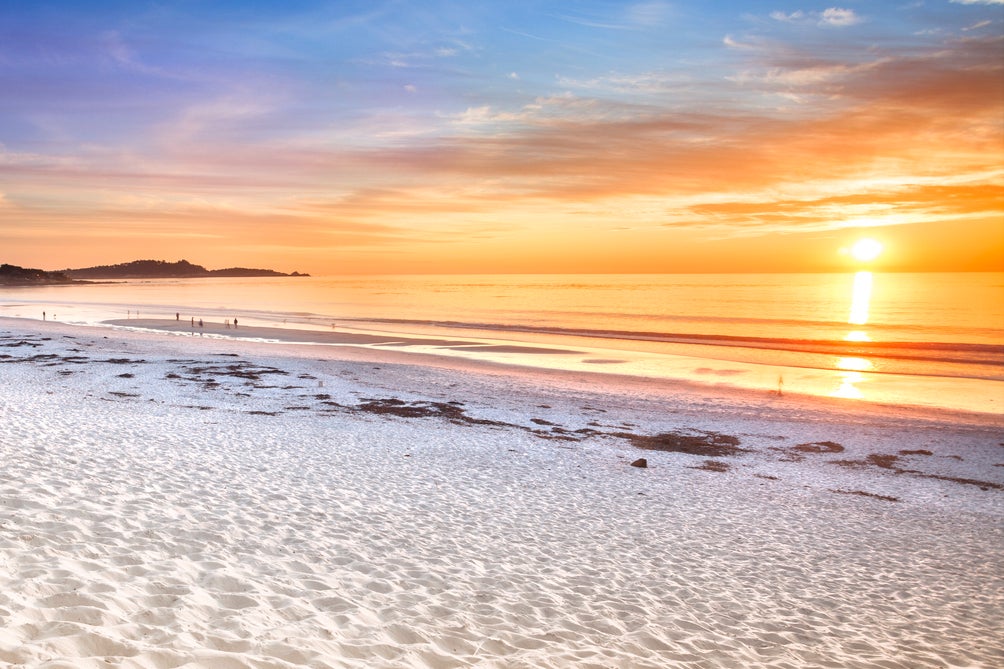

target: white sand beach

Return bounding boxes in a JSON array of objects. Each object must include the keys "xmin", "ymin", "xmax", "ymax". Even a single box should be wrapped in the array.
[{"xmin": 0, "ymin": 316, "xmax": 1002, "ymax": 668}]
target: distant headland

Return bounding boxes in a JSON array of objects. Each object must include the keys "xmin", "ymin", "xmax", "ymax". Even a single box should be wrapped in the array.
[
  {"xmin": 1, "ymin": 260, "xmax": 309, "ymax": 284},
  {"xmin": 0, "ymin": 263, "xmax": 83, "ymax": 285},
  {"xmin": 62, "ymin": 259, "xmax": 309, "ymax": 279}
]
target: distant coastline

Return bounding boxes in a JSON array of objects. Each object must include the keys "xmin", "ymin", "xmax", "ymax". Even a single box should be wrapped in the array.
[
  {"xmin": 1, "ymin": 259, "xmax": 309, "ymax": 284},
  {"xmin": 0, "ymin": 263, "xmax": 86, "ymax": 286},
  {"xmin": 62, "ymin": 259, "xmax": 309, "ymax": 279}
]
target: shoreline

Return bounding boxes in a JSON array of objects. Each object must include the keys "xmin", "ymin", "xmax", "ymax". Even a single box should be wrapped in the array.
[
  {"xmin": 4, "ymin": 316, "xmax": 1002, "ymax": 494},
  {"xmin": 1, "ymin": 316, "xmax": 1003, "ymax": 667},
  {"xmin": 3, "ymin": 271, "xmax": 1002, "ymax": 415},
  {"xmin": 99, "ymin": 316, "xmax": 1003, "ymax": 428},
  {"xmin": 103, "ymin": 317, "xmax": 584, "ymax": 356},
  {"xmin": 0, "ymin": 314, "xmax": 998, "ymax": 429}
]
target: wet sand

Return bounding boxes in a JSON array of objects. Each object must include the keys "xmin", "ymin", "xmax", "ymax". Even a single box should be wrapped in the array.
[{"xmin": 104, "ymin": 318, "xmax": 582, "ymax": 355}]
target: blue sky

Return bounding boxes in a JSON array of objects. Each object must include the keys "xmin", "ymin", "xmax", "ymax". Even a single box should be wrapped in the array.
[{"xmin": 1, "ymin": 1, "xmax": 1002, "ymax": 272}]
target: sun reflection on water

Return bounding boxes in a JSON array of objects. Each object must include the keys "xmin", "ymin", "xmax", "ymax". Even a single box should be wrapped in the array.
[
  {"xmin": 833, "ymin": 371, "xmax": 866, "ymax": 399},
  {"xmin": 836, "ymin": 356, "xmax": 873, "ymax": 372},
  {"xmin": 833, "ymin": 271, "xmax": 877, "ymax": 400},
  {"xmin": 848, "ymin": 271, "xmax": 872, "ymax": 326}
]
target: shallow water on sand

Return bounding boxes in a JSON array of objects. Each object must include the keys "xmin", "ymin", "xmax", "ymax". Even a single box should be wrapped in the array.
[{"xmin": 2, "ymin": 272, "xmax": 1002, "ymax": 414}]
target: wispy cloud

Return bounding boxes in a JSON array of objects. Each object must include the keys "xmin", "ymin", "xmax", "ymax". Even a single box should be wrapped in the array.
[
  {"xmin": 723, "ymin": 34, "xmax": 759, "ymax": 50},
  {"xmin": 557, "ymin": 70, "xmax": 695, "ymax": 95},
  {"xmin": 963, "ymin": 19, "xmax": 993, "ymax": 30},
  {"xmin": 767, "ymin": 7, "xmax": 863, "ymax": 27},
  {"xmin": 769, "ymin": 11, "xmax": 805, "ymax": 23},
  {"xmin": 626, "ymin": 2, "xmax": 673, "ymax": 26},
  {"xmin": 555, "ymin": 1, "xmax": 672, "ymax": 30},
  {"xmin": 671, "ymin": 179, "xmax": 1004, "ymax": 236},
  {"xmin": 820, "ymin": 8, "xmax": 863, "ymax": 27}
]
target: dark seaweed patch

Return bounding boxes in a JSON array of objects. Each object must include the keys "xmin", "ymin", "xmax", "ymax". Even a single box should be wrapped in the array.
[
  {"xmin": 619, "ymin": 430, "xmax": 744, "ymax": 458},
  {"xmin": 868, "ymin": 454, "xmax": 899, "ymax": 469},
  {"xmin": 691, "ymin": 459, "xmax": 731, "ymax": 473},
  {"xmin": 916, "ymin": 473, "xmax": 1001, "ymax": 491},
  {"xmin": 0, "ymin": 340, "xmax": 40, "ymax": 348},
  {"xmin": 794, "ymin": 441, "xmax": 844, "ymax": 454},
  {"xmin": 831, "ymin": 489, "xmax": 899, "ymax": 502},
  {"xmin": 829, "ymin": 454, "xmax": 1002, "ymax": 490},
  {"xmin": 775, "ymin": 441, "xmax": 844, "ymax": 462},
  {"xmin": 356, "ymin": 398, "xmax": 467, "ymax": 421},
  {"xmin": 353, "ymin": 398, "xmax": 514, "ymax": 431}
]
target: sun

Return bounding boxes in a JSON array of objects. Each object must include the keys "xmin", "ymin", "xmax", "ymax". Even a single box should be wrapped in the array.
[{"xmin": 850, "ymin": 238, "xmax": 883, "ymax": 262}]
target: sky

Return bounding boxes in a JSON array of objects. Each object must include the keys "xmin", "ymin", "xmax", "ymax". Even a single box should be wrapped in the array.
[{"xmin": 1, "ymin": 0, "xmax": 1002, "ymax": 274}]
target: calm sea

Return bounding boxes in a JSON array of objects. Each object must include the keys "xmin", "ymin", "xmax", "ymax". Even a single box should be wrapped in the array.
[{"xmin": 3, "ymin": 273, "xmax": 1002, "ymax": 415}]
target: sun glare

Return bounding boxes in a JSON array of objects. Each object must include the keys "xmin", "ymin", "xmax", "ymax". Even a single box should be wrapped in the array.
[
  {"xmin": 848, "ymin": 270, "xmax": 872, "ymax": 325},
  {"xmin": 850, "ymin": 238, "xmax": 883, "ymax": 262}
]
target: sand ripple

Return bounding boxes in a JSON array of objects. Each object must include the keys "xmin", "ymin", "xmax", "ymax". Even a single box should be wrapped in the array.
[{"xmin": 0, "ymin": 323, "xmax": 1001, "ymax": 667}]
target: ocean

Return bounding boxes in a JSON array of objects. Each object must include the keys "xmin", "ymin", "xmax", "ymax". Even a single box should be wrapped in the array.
[{"xmin": 3, "ymin": 272, "xmax": 1002, "ymax": 415}]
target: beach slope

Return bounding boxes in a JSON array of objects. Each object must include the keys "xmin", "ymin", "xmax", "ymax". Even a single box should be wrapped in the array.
[{"xmin": 0, "ymin": 318, "xmax": 1001, "ymax": 668}]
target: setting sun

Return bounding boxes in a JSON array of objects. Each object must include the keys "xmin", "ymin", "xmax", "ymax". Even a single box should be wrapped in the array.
[{"xmin": 850, "ymin": 239, "xmax": 884, "ymax": 263}]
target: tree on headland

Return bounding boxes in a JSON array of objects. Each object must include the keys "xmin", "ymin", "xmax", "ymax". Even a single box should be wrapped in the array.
[
  {"xmin": 62, "ymin": 259, "xmax": 209, "ymax": 279},
  {"xmin": 61, "ymin": 259, "xmax": 309, "ymax": 279},
  {"xmin": 0, "ymin": 263, "xmax": 80, "ymax": 285},
  {"xmin": 1, "ymin": 260, "xmax": 309, "ymax": 282}
]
